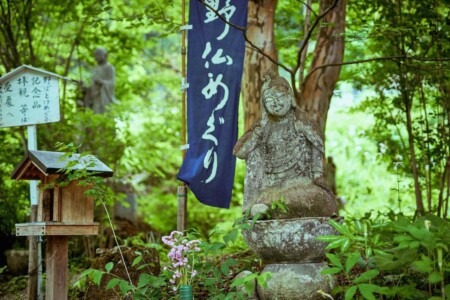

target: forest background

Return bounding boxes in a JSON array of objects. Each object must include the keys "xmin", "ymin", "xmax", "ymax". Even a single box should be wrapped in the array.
[{"xmin": 0, "ymin": 0, "xmax": 449, "ymax": 297}]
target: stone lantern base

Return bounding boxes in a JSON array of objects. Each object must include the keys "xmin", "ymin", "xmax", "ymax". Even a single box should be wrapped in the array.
[
  {"xmin": 257, "ymin": 263, "xmax": 334, "ymax": 300},
  {"xmin": 242, "ymin": 217, "xmax": 337, "ymax": 300}
]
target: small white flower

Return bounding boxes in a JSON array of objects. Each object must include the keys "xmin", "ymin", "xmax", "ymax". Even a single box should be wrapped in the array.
[{"xmin": 379, "ymin": 142, "xmax": 388, "ymax": 154}]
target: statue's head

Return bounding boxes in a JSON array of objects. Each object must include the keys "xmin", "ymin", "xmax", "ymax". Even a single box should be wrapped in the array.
[
  {"xmin": 94, "ymin": 47, "xmax": 108, "ymax": 64},
  {"xmin": 261, "ymin": 70, "xmax": 295, "ymax": 118}
]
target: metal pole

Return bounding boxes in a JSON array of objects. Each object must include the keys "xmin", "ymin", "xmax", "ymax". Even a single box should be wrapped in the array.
[
  {"xmin": 26, "ymin": 125, "xmax": 43, "ymax": 300},
  {"xmin": 177, "ymin": 0, "xmax": 188, "ymax": 232}
]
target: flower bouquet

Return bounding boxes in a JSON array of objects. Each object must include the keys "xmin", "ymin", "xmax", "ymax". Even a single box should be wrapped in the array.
[{"xmin": 162, "ymin": 231, "xmax": 201, "ymax": 298}]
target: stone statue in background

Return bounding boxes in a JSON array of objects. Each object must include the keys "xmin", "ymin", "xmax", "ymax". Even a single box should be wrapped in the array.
[
  {"xmin": 233, "ymin": 70, "xmax": 337, "ymax": 219},
  {"xmin": 82, "ymin": 47, "xmax": 117, "ymax": 114}
]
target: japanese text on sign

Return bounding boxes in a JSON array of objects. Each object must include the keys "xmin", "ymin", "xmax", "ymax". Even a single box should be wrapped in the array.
[
  {"xmin": 200, "ymin": 1, "xmax": 236, "ymax": 184},
  {"xmin": 0, "ymin": 72, "xmax": 60, "ymax": 128}
]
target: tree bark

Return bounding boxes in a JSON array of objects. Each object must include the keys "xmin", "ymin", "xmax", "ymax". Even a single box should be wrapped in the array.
[
  {"xmin": 242, "ymin": 0, "xmax": 346, "ymax": 137},
  {"xmin": 242, "ymin": 0, "xmax": 278, "ymax": 132},
  {"xmin": 300, "ymin": 0, "xmax": 346, "ymax": 136}
]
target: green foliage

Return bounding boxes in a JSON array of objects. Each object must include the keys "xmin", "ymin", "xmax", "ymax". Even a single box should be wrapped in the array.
[
  {"xmin": 0, "ymin": 274, "xmax": 28, "ymax": 300},
  {"xmin": 73, "ymin": 215, "xmax": 264, "ymax": 299},
  {"xmin": 319, "ymin": 212, "xmax": 450, "ymax": 299},
  {"xmin": 326, "ymin": 108, "xmax": 417, "ymax": 216},
  {"xmin": 0, "ymin": 129, "xmax": 31, "ymax": 254},
  {"xmin": 343, "ymin": 0, "xmax": 450, "ymax": 216},
  {"xmin": 0, "ymin": 0, "xmax": 187, "ymax": 252}
]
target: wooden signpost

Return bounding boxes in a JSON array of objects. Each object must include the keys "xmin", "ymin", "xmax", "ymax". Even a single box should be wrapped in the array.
[
  {"xmin": 12, "ymin": 150, "xmax": 113, "ymax": 300},
  {"xmin": 0, "ymin": 65, "xmax": 66, "ymax": 300}
]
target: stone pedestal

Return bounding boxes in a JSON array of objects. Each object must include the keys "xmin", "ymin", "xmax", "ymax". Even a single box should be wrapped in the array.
[
  {"xmin": 242, "ymin": 217, "xmax": 337, "ymax": 300},
  {"xmin": 257, "ymin": 263, "xmax": 334, "ymax": 300}
]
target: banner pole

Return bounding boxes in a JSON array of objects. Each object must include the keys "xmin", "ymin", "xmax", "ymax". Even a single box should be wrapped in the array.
[{"xmin": 177, "ymin": 0, "xmax": 188, "ymax": 232}]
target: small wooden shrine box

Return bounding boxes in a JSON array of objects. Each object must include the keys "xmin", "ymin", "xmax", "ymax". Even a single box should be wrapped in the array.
[{"xmin": 13, "ymin": 150, "xmax": 113, "ymax": 236}]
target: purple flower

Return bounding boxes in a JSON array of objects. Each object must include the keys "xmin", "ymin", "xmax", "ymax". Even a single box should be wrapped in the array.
[{"xmin": 162, "ymin": 231, "xmax": 202, "ymax": 288}]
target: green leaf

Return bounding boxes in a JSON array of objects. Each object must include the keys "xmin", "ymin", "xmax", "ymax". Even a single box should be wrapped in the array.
[
  {"xmin": 326, "ymin": 253, "xmax": 343, "ymax": 268},
  {"xmin": 345, "ymin": 286, "xmax": 357, "ymax": 300},
  {"xmin": 445, "ymin": 284, "xmax": 450, "ymax": 297},
  {"xmin": 220, "ymin": 263, "xmax": 230, "ymax": 275},
  {"xmin": 205, "ymin": 277, "xmax": 216, "ymax": 287},
  {"xmin": 106, "ymin": 278, "xmax": 120, "ymax": 290},
  {"xmin": 132, "ymin": 255, "xmax": 142, "ymax": 267},
  {"xmin": 322, "ymin": 267, "xmax": 342, "ymax": 275},
  {"xmin": 393, "ymin": 234, "xmax": 413, "ymax": 243},
  {"xmin": 341, "ymin": 239, "xmax": 351, "ymax": 252},
  {"xmin": 105, "ymin": 262, "xmax": 113, "ymax": 273},
  {"xmin": 316, "ymin": 235, "xmax": 341, "ymax": 242},
  {"xmin": 119, "ymin": 281, "xmax": 132, "ymax": 295},
  {"xmin": 79, "ymin": 269, "xmax": 94, "ymax": 278},
  {"xmin": 354, "ymin": 220, "xmax": 364, "ymax": 233},
  {"xmin": 436, "ymin": 242, "xmax": 448, "ymax": 252},
  {"xmin": 91, "ymin": 270, "xmax": 104, "ymax": 286},
  {"xmin": 230, "ymin": 273, "xmax": 258, "ymax": 287},
  {"xmin": 208, "ymin": 242, "xmax": 225, "ymax": 254},
  {"xmin": 409, "ymin": 241, "xmax": 420, "ymax": 249},
  {"xmin": 358, "ymin": 283, "xmax": 377, "ymax": 300},
  {"xmin": 413, "ymin": 256, "xmax": 433, "ymax": 273},
  {"xmin": 345, "ymin": 252, "xmax": 361, "ymax": 273},
  {"xmin": 136, "ymin": 264, "xmax": 146, "ymax": 271},
  {"xmin": 244, "ymin": 281, "xmax": 256, "ymax": 296},
  {"xmin": 329, "ymin": 219, "xmax": 353, "ymax": 236},
  {"xmin": 256, "ymin": 272, "xmax": 272, "ymax": 287},
  {"xmin": 325, "ymin": 237, "xmax": 346, "ymax": 250},
  {"xmin": 353, "ymin": 269, "xmax": 379, "ymax": 284},
  {"xmin": 138, "ymin": 274, "xmax": 153, "ymax": 288},
  {"xmin": 223, "ymin": 229, "xmax": 238, "ymax": 245},
  {"xmin": 428, "ymin": 272, "xmax": 443, "ymax": 284}
]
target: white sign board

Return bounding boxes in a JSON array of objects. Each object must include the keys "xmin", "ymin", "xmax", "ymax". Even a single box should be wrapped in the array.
[{"xmin": 0, "ymin": 68, "xmax": 60, "ymax": 128}]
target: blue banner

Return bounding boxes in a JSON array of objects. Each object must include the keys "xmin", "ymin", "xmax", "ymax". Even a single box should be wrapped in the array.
[{"xmin": 177, "ymin": 0, "xmax": 248, "ymax": 208}]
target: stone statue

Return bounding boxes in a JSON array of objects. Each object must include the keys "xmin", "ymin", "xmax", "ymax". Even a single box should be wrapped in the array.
[
  {"xmin": 233, "ymin": 70, "xmax": 337, "ymax": 219},
  {"xmin": 82, "ymin": 47, "xmax": 117, "ymax": 114}
]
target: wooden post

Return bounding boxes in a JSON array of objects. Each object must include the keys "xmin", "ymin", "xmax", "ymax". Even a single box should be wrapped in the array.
[
  {"xmin": 27, "ymin": 205, "xmax": 38, "ymax": 300},
  {"xmin": 45, "ymin": 236, "xmax": 68, "ymax": 300},
  {"xmin": 177, "ymin": 0, "xmax": 188, "ymax": 232},
  {"xmin": 177, "ymin": 186, "xmax": 187, "ymax": 231}
]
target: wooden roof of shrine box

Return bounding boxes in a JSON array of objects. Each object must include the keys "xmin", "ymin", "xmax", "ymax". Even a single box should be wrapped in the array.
[
  {"xmin": 13, "ymin": 150, "xmax": 113, "ymax": 237},
  {"xmin": 11, "ymin": 150, "xmax": 113, "ymax": 180}
]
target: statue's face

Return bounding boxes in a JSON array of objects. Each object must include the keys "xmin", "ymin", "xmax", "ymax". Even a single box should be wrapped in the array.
[
  {"xmin": 263, "ymin": 89, "xmax": 291, "ymax": 117},
  {"xmin": 94, "ymin": 49, "xmax": 107, "ymax": 63}
]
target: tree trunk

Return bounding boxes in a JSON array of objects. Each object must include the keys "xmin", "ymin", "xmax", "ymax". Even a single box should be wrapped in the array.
[
  {"xmin": 242, "ymin": 0, "xmax": 278, "ymax": 132},
  {"xmin": 300, "ymin": 0, "xmax": 346, "ymax": 136},
  {"xmin": 242, "ymin": 0, "xmax": 346, "ymax": 137}
]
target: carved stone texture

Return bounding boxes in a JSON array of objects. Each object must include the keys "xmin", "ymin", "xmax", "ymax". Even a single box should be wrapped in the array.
[
  {"xmin": 83, "ymin": 47, "xmax": 117, "ymax": 114},
  {"xmin": 234, "ymin": 71, "xmax": 337, "ymax": 218},
  {"xmin": 257, "ymin": 263, "xmax": 335, "ymax": 300},
  {"xmin": 241, "ymin": 217, "xmax": 337, "ymax": 264}
]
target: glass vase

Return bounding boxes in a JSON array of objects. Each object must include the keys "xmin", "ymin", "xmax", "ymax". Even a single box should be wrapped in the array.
[{"xmin": 179, "ymin": 285, "xmax": 193, "ymax": 300}]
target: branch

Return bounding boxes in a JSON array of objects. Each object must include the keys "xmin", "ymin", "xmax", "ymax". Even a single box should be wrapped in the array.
[
  {"xmin": 196, "ymin": 0, "xmax": 291, "ymax": 73},
  {"xmin": 297, "ymin": 0, "xmax": 318, "ymax": 17},
  {"xmin": 303, "ymin": 55, "xmax": 450, "ymax": 82},
  {"xmin": 294, "ymin": 0, "xmax": 339, "ymax": 76},
  {"xmin": 299, "ymin": 0, "xmax": 313, "ymax": 83},
  {"xmin": 23, "ymin": 0, "xmax": 35, "ymax": 65}
]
